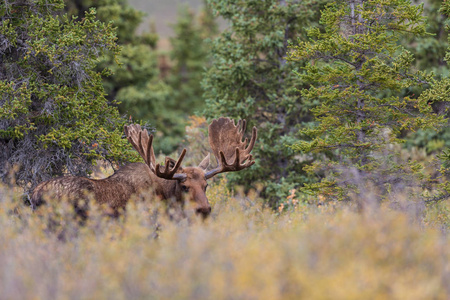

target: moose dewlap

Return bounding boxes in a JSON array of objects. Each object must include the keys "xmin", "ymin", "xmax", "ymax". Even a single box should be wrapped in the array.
[{"xmin": 31, "ymin": 117, "xmax": 257, "ymax": 218}]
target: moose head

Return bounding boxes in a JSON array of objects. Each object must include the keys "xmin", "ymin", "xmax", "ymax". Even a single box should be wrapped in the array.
[{"xmin": 124, "ymin": 117, "xmax": 257, "ymax": 218}]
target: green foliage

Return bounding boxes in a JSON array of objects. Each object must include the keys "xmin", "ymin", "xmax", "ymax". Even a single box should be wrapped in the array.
[
  {"xmin": 401, "ymin": 0, "xmax": 449, "ymax": 154},
  {"xmin": 65, "ymin": 0, "xmax": 217, "ymax": 154},
  {"xmin": 423, "ymin": 1, "xmax": 450, "ymax": 202},
  {"xmin": 169, "ymin": 5, "xmax": 216, "ymax": 112},
  {"xmin": 164, "ymin": 5, "xmax": 218, "ymax": 146},
  {"xmin": 63, "ymin": 0, "xmax": 176, "ymax": 152},
  {"xmin": 407, "ymin": 0, "xmax": 449, "ymax": 77},
  {"xmin": 140, "ymin": 3, "xmax": 219, "ymax": 154},
  {"xmin": 288, "ymin": 0, "xmax": 444, "ymax": 202},
  {"xmin": 0, "ymin": 0, "xmax": 134, "ymax": 189},
  {"xmin": 202, "ymin": 0, "xmax": 325, "ymax": 206},
  {"xmin": 442, "ymin": 0, "xmax": 450, "ymax": 61},
  {"xmin": 64, "ymin": 0, "xmax": 157, "ymax": 45}
]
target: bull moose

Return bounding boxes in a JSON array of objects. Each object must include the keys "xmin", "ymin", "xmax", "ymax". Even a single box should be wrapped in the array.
[{"xmin": 31, "ymin": 117, "xmax": 257, "ymax": 218}]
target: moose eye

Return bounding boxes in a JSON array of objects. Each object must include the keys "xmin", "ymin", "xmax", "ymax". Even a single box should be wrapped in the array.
[{"xmin": 181, "ymin": 185, "xmax": 189, "ymax": 193}]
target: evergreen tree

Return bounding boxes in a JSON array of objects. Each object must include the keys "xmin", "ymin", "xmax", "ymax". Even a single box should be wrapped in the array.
[
  {"xmin": 202, "ymin": 0, "xmax": 325, "ymax": 205},
  {"xmin": 407, "ymin": 0, "xmax": 449, "ymax": 77},
  {"xmin": 0, "ymin": 0, "xmax": 133, "ymax": 190},
  {"xmin": 63, "ymin": 0, "xmax": 178, "ymax": 153},
  {"xmin": 64, "ymin": 0, "xmax": 152, "ymax": 45},
  {"xmin": 288, "ymin": 0, "xmax": 444, "ymax": 203},
  {"xmin": 402, "ymin": 0, "xmax": 450, "ymax": 153},
  {"xmin": 164, "ymin": 4, "xmax": 218, "ymax": 152},
  {"xmin": 169, "ymin": 4, "xmax": 216, "ymax": 115},
  {"xmin": 423, "ymin": 0, "xmax": 450, "ymax": 203},
  {"xmin": 64, "ymin": 0, "xmax": 216, "ymax": 154}
]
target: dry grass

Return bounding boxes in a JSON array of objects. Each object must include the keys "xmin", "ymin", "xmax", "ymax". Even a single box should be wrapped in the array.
[{"xmin": 0, "ymin": 180, "xmax": 449, "ymax": 300}]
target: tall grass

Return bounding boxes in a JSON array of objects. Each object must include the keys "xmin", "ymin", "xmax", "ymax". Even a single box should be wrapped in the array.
[{"xmin": 0, "ymin": 181, "xmax": 449, "ymax": 299}]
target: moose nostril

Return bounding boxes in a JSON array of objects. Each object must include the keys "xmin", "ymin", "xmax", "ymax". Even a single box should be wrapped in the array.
[{"xmin": 196, "ymin": 207, "xmax": 212, "ymax": 217}]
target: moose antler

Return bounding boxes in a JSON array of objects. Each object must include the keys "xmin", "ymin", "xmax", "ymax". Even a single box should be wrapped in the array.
[
  {"xmin": 205, "ymin": 117, "xmax": 257, "ymax": 179},
  {"xmin": 124, "ymin": 124, "xmax": 187, "ymax": 181}
]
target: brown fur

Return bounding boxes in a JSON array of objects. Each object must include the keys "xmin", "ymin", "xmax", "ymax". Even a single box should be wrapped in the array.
[{"xmin": 31, "ymin": 162, "xmax": 211, "ymax": 218}]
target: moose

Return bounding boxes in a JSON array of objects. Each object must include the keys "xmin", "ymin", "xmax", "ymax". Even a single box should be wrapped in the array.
[{"xmin": 31, "ymin": 117, "xmax": 257, "ymax": 218}]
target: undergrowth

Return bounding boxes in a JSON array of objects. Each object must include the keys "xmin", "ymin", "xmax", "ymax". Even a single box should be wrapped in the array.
[{"xmin": 0, "ymin": 179, "xmax": 449, "ymax": 300}]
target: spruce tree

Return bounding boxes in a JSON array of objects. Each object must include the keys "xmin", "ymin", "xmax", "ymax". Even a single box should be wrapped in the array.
[
  {"xmin": 402, "ymin": 0, "xmax": 450, "ymax": 153},
  {"xmin": 163, "ymin": 4, "xmax": 217, "ymax": 152},
  {"xmin": 63, "ymin": 0, "xmax": 179, "ymax": 153},
  {"xmin": 0, "ymin": 0, "xmax": 132, "ymax": 190},
  {"xmin": 423, "ymin": 0, "xmax": 450, "ymax": 203},
  {"xmin": 65, "ymin": 0, "xmax": 216, "ymax": 154},
  {"xmin": 288, "ymin": 0, "xmax": 443, "ymax": 203},
  {"xmin": 407, "ymin": 0, "xmax": 449, "ymax": 77},
  {"xmin": 169, "ymin": 4, "xmax": 216, "ymax": 115},
  {"xmin": 202, "ymin": 0, "xmax": 325, "ymax": 205}
]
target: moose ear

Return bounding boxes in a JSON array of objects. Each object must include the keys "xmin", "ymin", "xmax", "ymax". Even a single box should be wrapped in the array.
[{"xmin": 198, "ymin": 153, "xmax": 210, "ymax": 170}]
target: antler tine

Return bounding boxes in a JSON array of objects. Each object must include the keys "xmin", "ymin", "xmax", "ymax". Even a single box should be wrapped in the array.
[
  {"xmin": 138, "ymin": 130, "xmax": 156, "ymax": 170},
  {"xmin": 155, "ymin": 148, "xmax": 187, "ymax": 180},
  {"xmin": 125, "ymin": 125, "xmax": 143, "ymax": 159},
  {"xmin": 239, "ymin": 119, "xmax": 246, "ymax": 135},
  {"xmin": 125, "ymin": 124, "xmax": 186, "ymax": 181},
  {"xmin": 146, "ymin": 134, "xmax": 154, "ymax": 169},
  {"xmin": 244, "ymin": 126, "xmax": 257, "ymax": 154},
  {"xmin": 207, "ymin": 147, "xmax": 254, "ymax": 179},
  {"xmin": 232, "ymin": 148, "xmax": 254, "ymax": 168},
  {"xmin": 234, "ymin": 148, "xmax": 240, "ymax": 166},
  {"xmin": 125, "ymin": 124, "xmax": 155, "ymax": 170}
]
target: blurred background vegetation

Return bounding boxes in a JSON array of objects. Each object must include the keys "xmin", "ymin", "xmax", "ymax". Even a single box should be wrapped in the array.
[{"xmin": 63, "ymin": 0, "xmax": 217, "ymax": 154}]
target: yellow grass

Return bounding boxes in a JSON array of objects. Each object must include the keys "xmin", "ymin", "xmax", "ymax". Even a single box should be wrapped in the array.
[{"xmin": 0, "ymin": 181, "xmax": 449, "ymax": 299}]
